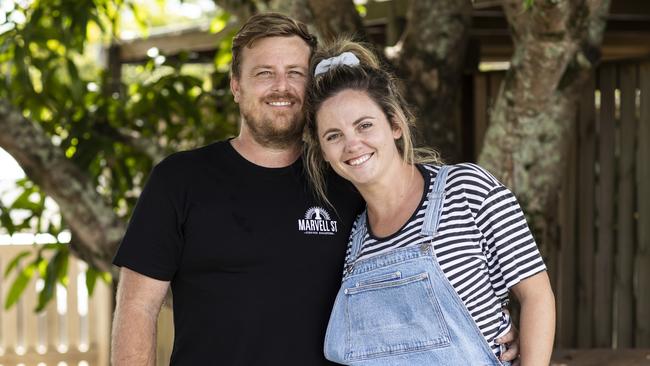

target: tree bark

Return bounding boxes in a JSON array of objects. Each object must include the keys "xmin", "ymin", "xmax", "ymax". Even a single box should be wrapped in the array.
[
  {"xmin": 212, "ymin": 0, "xmax": 258, "ymax": 21},
  {"xmin": 478, "ymin": 0, "xmax": 611, "ymax": 234},
  {"xmin": 0, "ymin": 99, "xmax": 124, "ymax": 272},
  {"xmin": 301, "ymin": 0, "xmax": 367, "ymax": 42},
  {"xmin": 394, "ymin": 0, "xmax": 473, "ymax": 163}
]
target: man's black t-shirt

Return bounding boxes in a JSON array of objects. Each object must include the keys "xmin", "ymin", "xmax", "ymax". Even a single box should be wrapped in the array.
[{"xmin": 113, "ymin": 140, "xmax": 362, "ymax": 365}]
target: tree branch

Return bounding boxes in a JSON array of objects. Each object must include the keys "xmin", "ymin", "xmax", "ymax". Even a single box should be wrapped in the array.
[{"xmin": 0, "ymin": 99, "xmax": 125, "ymax": 272}]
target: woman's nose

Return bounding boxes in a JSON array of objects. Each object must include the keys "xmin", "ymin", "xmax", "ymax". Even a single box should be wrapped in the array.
[{"xmin": 344, "ymin": 134, "xmax": 363, "ymax": 153}]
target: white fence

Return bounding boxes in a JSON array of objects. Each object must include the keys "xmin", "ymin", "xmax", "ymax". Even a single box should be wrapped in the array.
[{"xmin": 0, "ymin": 245, "xmax": 111, "ymax": 366}]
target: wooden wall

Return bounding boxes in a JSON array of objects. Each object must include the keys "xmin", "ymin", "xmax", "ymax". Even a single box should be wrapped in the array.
[{"xmin": 473, "ymin": 60, "xmax": 650, "ymax": 349}]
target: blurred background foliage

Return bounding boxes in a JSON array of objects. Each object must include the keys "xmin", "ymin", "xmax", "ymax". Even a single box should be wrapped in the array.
[{"xmin": 0, "ymin": 0, "xmax": 239, "ymax": 311}]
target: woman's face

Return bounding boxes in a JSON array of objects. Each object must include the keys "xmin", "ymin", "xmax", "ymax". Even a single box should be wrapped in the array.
[{"xmin": 316, "ymin": 89, "xmax": 402, "ymax": 187}]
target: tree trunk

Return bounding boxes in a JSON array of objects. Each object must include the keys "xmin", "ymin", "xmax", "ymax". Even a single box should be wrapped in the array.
[
  {"xmin": 478, "ymin": 0, "xmax": 611, "ymax": 236},
  {"xmin": 394, "ymin": 0, "xmax": 473, "ymax": 163},
  {"xmin": 301, "ymin": 0, "xmax": 367, "ymax": 42},
  {"xmin": 0, "ymin": 99, "xmax": 124, "ymax": 272}
]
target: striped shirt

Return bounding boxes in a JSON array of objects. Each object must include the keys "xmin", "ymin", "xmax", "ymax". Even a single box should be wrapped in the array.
[{"xmin": 344, "ymin": 163, "xmax": 547, "ymax": 356}]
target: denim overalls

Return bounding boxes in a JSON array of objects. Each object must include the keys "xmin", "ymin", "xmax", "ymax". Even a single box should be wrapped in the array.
[{"xmin": 324, "ymin": 166, "xmax": 507, "ymax": 365}]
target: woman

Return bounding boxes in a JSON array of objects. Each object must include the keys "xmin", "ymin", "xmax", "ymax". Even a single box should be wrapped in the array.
[{"xmin": 303, "ymin": 39, "xmax": 555, "ymax": 366}]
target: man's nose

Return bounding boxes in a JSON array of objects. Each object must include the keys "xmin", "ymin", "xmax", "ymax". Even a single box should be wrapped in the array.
[{"xmin": 272, "ymin": 74, "xmax": 289, "ymax": 92}]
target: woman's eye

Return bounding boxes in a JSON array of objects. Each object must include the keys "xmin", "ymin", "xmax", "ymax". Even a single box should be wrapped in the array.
[
  {"xmin": 325, "ymin": 133, "xmax": 340, "ymax": 142},
  {"xmin": 359, "ymin": 122, "xmax": 373, "ymax": 130}
]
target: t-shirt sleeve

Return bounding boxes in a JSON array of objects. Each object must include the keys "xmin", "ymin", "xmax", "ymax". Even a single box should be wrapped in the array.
[
  {"xmin": 474, "ymin": 181, "xmax": 547, "ymax": 301},
  {"xmin": 113, "ymin": 163, "xmax": 184, "ymax": 281}
]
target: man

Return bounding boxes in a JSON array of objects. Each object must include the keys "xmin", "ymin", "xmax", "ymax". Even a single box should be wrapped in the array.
[{"xmin": 111, "ymin": 12, "xmax": 520, "ymax": 365}]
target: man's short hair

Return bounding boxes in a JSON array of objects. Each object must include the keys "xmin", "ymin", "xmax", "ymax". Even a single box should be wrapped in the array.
[{"xmin": 231, "ymin": 12, "xmax": 318, "ymax": 78}]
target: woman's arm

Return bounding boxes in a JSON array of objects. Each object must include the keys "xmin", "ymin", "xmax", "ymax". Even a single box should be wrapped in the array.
[{"xmin": 510, "ymin": 271, "xmax": 555, "ymax": 366}]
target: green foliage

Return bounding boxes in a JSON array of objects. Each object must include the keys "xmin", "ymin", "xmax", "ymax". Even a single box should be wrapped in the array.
[
  {"xmin": 1, "ymin": 179, "xmax": 53, "ymax": 235},
  {"xmin": 4, "ymin": 260, "xmax": 35, "ymax": 310},
  {"xmin": 36, "ymin": 246, "xmax": 69, "ymax": 312},
  {"xmin": 355, "ymin": 4, "xmax": 367, "ymax": 18},
  {"xmin": 1, "ymin": 0, "xmax": 239, "ymax": 311},
  {"xmin": 1, "ymin": 244, "xmax": 100, "ymax": 312},
  {"xmin": 523, "ymin": 0, "xmax": 535, "ymax": 10}
]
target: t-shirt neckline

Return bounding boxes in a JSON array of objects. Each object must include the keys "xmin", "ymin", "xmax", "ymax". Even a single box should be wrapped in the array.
[
  {"xmin": 365, "ymin": 164, "xmax": 433, "ymax": 242},
  {"xmin": 223, "ymin": 138, "xmax": 302, "ymax": 176}
]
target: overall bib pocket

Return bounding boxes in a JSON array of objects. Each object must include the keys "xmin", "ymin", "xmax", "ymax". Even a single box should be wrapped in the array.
[{"xmin": 343, "ymin": 271, "xmax": 451, "ymax": 361}]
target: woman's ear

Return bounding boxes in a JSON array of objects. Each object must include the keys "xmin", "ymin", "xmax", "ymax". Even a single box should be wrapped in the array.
[{"xmin": 392, "ymin": 119, "xmax": 403, "ymax": 140}]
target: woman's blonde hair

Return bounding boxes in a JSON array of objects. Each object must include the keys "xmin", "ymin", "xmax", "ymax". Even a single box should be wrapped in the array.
[{"xmin": 303, "ymin": 36, "xmax": 442, "ymax": 206}]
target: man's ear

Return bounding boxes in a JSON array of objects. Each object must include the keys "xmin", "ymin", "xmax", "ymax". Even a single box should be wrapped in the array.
[{"xmin": 230, "ymin": 77, "xmax": 240, "ymax": 103}]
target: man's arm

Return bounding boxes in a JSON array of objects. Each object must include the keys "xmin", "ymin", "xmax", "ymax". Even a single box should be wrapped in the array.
[{"xmin": 111, "ymin": 267, "xmax": 170, "ymax": 366}]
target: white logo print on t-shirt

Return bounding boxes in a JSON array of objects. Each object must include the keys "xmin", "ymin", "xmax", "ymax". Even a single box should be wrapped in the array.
[{"xmin": 297, "ymin": 206, "xmax": 338, "ymax": 235}]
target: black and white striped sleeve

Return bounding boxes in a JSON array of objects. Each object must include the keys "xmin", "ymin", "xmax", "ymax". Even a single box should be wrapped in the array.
[{"xmin": 472, "ymin": 168, "xmax": 547, "ymax": 300}]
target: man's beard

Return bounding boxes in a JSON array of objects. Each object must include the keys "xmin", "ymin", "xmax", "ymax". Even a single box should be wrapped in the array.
[{"xmin": 241, "ymin": 109, "xmax": 305, "ymax": 149}]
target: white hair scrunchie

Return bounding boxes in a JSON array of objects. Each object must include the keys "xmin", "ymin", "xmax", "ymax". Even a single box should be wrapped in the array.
[{"xmin": 314, "ymin": 52, "xmax": 360, "ymax": 77}]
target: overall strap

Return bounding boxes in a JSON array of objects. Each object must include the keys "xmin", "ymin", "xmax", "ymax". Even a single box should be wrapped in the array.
[
  {"xmin": 421, "ymin": 165, "xmax": 451, "ymax": 237},
  {"xmin": 346, "ymin": 212, "xmax": 368, "ymax": 265}
]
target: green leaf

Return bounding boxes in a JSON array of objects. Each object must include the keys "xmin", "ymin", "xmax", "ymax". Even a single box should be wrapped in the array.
[
  {"xmin": 4, "ymin": 264, "xmax": 35, "ymax": 310},
  {"xmin": 36, "ymin": 249, "xmax": 67, "ymax": 312},
  {"xmin": 86, "ymin": 267, "xmax": 99, "ymax": 296},
  {"xmin": 3, "ymin": 250, "xmax": 32, "ymax": 277},
  {"xmin": 66, "ymin": 57, "xmax": 83, "ymax": 101},
  {"xmin": 9, "ymin": 185, "xmax": 42, "ymax": 212},
  {"xmin": 56, "ymin": 249, "xmax": 69, "ymax": 286},
  {"xmin": 523, "ymin": 0, "xmax": 534, "ymax": 10},
  {"xmin": 128, "ymin": 2, "xmax": 149, "ymax": 36},
  {"xmin": 99, "ymin": 270, "xmax": 112, "ymax": 284},
  {"xmin": 355, "ymin": 4, "xmax": 367, "ymax": 17},
  {"xmin": 209, "ymin": 12, "xmax": 230, "ymax": 34},
  {"xmin": 0, "ymin": 200, "xmax": 17, "ymax": 235}
]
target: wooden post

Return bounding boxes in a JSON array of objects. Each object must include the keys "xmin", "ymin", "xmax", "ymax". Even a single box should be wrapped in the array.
[
  {"xmin": 557, "ymin": 111, "xmax": 578, "ymax": 347},
  {"xmin": 616, "ymin": 63, "xmax": 638, "ymax": 348},
  {"xmin": 474, "ymin": 73, "xmax": 488, "ymax": 158},
  {"xmin": 1, "ymin": 256, "xmax": 20, "ymax": 356},
  {"xmin": 577, "ymin": 75, "xmax": 597, "ymax": 348},
  {"xmin": 68, "ymin": 255, "xmax": 81, "ymax": 353},
  {"xmin": 107, "ymin": 44, "xmax": 122, "ymax": 96},
  {"xmin": 24, "ymin": 273, "xmax": 39, "ymax": 354},
  {"xmin": 157, "ymin": 305, "xmax": 175, "ymax": 366},
  {"xmin": 90, "ymin": 268, "xmax": 112, "ymax": 366},
  {"xmin": 594, "ymin": 65, "xmax": 616, "ymax": 347},
  {"xmin": 46, "ymin": 282, "xmax": 59, "ymax": 353},
  {"xmin": 636, "ymin": 61, "xmax": 650, "ymax": 346}
]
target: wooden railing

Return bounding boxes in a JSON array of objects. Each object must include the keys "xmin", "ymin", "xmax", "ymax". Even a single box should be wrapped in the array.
[{"xmin": 0, "ymin": 244, "xmax": 111, "ymax": 366}]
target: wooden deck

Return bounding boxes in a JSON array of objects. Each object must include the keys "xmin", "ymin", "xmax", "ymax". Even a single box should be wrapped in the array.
[{"xmin": 552, "ymin": 349, "xmax": 650, "ymax": 366}]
